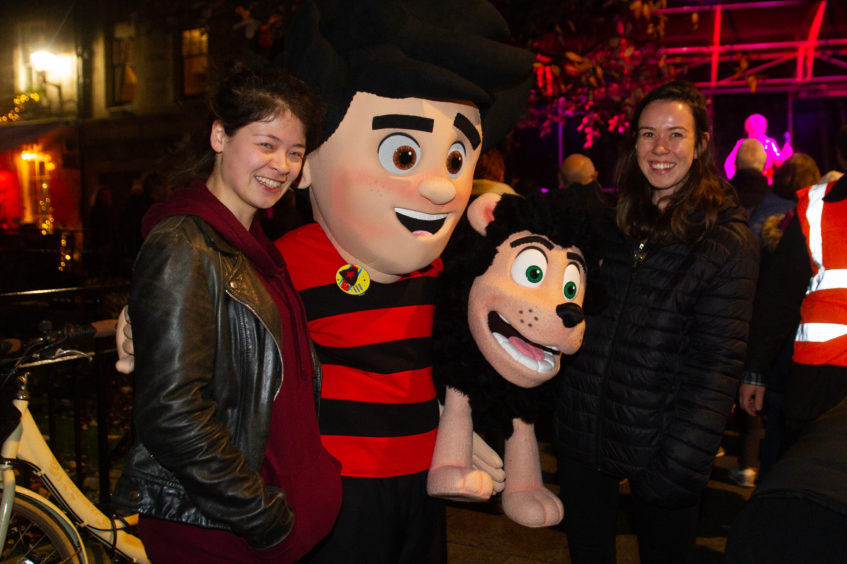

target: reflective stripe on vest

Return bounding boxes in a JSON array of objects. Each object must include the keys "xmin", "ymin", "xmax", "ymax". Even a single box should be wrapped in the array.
[
  {"xmin": 796, "ymin": 322, "xmax": 847, "ymax": 343},
  {"xmin": 794, "ymin": 181, "xmax": 847, "ymax": 365}
]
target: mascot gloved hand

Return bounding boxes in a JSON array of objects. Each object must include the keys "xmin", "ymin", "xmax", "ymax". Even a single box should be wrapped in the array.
[{"xmin": 428, "ymin": 188, "xmax": 601, "ymax": 528}]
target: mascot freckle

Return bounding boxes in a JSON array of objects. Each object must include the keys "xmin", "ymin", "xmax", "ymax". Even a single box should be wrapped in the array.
[{"xmin": 429, "ymin": 188, "xmax": 602, "ymax": 527}]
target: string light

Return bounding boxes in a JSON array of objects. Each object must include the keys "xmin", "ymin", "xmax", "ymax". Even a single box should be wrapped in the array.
[{"xmin": 4, "ymin": 92, "xmax": 42, "ymax": 121}]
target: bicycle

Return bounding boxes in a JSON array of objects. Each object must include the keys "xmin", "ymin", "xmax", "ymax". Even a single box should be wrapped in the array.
[{"xmin": 1, "ymin": 319, "xmax": 149, "ymax": 563}]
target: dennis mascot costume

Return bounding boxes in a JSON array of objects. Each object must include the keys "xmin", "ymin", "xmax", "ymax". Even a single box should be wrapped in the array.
[{"xmin": 278, "ymin": 0, "xmax": 535, "ymax": 561}]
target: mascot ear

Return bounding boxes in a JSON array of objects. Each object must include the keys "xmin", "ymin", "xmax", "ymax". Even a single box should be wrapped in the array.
[
  {"xmin": 294, "ymin": 157, "xmax": 312, "ymax": 190},
  {"xmin": 467, "ymin": 192, "xmax": 502, "ymax": 235}
]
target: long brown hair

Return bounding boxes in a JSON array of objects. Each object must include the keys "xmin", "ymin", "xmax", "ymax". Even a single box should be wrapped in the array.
[{"xmin": 614, "ymin": 80, "xmax": 731, "ymax": 243}]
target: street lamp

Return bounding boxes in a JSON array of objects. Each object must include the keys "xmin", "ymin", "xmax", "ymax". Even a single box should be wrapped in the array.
[{"xmin": 30, "ymin": 50, "xmax": 59, "ymax": 73}]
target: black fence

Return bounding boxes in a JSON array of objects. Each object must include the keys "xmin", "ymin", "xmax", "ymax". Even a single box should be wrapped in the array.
[
  {"xmin": 0, "ymin": 283, "xmax": 129, "ymax": 338},
  {"xmin": 1, "ymin": 283, "xmax": 131, "ymax": 506}
]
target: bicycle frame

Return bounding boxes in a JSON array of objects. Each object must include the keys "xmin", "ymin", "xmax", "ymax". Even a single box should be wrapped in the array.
[{"xmin": 1, "ymin": 371, "xmax": 149, "ymax": 563}]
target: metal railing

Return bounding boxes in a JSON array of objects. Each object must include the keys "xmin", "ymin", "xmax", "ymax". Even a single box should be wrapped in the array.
[{"xmin": 1, "ymin": 283, "xmax": 131, "ymax": 504}]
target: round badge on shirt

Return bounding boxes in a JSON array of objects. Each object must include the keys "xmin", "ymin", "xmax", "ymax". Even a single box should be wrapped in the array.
[{"xmin": 336, "ymin": 264, "xmax": 370, "ymax": 296}]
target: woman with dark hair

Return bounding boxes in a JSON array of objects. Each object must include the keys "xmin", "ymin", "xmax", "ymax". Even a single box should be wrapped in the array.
[
  {"xmin": 746, "ymin": 152, "xmax": 820, "ymax": 238},
  {"xmin": 553, "ymin": 81, "xmax": 759, "ymax": 564},
  {"xmin": 112, "ymin": 63, "xmax": 341, "ymax": 563},
  {"xmin": 771, "ymin": 152, "xmax": 821, "ymax": 201}
]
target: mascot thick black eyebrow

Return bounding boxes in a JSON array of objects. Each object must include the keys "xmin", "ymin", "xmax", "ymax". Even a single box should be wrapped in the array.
[{"xmin": 429, "ymin": 189, "xmax": 602, "ymax": 527}]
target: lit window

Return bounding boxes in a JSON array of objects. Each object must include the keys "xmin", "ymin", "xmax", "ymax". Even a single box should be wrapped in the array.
[
  {"xmin": 181, "ymin": 28, "xmax": 208, "ymax": 97},
  {"xmin": 110, "ymin": 22, "xmax": 136, "ymax": 105}
]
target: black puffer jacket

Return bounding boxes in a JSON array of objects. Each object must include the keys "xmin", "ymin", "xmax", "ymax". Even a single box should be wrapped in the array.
[
  {"xmin": 113, "ymin": 216, "xmax": 293, "ymax": 550},
  {"xmin": 554, "ymin": 204, "xmax": 758, "ymax": 508}
]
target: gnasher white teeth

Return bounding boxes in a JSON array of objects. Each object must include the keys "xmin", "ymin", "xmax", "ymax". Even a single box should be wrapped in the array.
[{"xmin": 492, "ymin": 332, "xmax": 557, "ymax": 373}]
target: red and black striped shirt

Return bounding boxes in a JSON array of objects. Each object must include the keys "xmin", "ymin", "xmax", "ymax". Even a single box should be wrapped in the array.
[{"xmin": 276, "ymin": 223, "xmax": 441, "ymax": 477}]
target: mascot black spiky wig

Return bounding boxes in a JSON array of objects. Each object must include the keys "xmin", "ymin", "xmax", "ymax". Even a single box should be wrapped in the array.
[
  {"xmin": 428, "ymin": 188, "xmax": 602, "ymax": 528},
  {"xmin": 284, "ymin": 0, "xmax": 534, "ymax": 151}
]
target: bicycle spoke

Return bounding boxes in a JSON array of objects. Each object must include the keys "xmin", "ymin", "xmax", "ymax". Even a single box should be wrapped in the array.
[{"xmin": 2, "ymin": 512, "xmax": 81, "ymax": 564}]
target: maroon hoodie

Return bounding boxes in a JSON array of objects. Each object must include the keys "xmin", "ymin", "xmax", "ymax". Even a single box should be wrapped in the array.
[{"xmin": 138, "ymin": 180, "xmax": 341, "ymax": 563}]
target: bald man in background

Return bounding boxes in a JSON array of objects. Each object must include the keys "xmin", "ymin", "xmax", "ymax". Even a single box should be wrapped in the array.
[
  {"xmin": 731, "ymin": 138, "xmax": 769, "ymax": 214},
  {"xmin": 558, "ymin": 153, "xmax": 609, "ymax": 223},
  {"xmin": 559, "ymin": 153, "xmax": 599, "ymax": 188}
]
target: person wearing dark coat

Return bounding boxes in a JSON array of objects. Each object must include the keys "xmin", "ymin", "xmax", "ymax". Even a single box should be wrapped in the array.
[
  {"xmin": 553, "ymin": 81, "xmax": 759, "ymax": 564},
  {"xmin": 725, "ymin": 393, "xmax": 847, "ymax": 564},
  {"xmin": 736, "ymin": 153, "xmax": 823, "ymax": 479},
  {"xmin": 727, "ymin": 137, "xmax": 769, "ymax": 487},
  {"xmin": 732, "ymin": 167, "xmax": 769, "ymax": 210},
  {"xmin": 559, "ymin": 152, "xmax": 613, "ymax": 224},
  {"xmin": 730, "ymin": 137, "xmax": 769, "ymax": 218}
]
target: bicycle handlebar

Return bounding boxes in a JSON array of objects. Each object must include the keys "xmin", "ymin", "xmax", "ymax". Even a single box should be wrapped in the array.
[{"xmin": 1, "ymin": 319, "xmax": 117, "ymax": 360}]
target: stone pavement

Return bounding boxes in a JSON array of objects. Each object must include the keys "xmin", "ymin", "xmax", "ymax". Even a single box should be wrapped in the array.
[{"xmin": 445, "ymin": 423, "xmax": 754, "ymax": 563}]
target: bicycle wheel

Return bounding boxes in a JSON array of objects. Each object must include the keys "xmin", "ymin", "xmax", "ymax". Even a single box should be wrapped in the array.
[{"xmin": 1, "ymin": 493, "xmax": 84, "ymax": 564}]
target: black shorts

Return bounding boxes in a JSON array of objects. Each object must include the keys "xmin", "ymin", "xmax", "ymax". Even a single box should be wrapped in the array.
[{"xmin": 301, "ymin": 470, "xmax": 446, "ymax": 564}]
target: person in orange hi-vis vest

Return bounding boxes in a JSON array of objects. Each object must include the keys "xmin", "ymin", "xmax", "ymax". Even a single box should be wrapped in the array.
[
  {"xmin": 727, "ymin": 173, "xmax": 847, "ymax": 564},
  {"xmin": 742, "ymin": 174, "xmax": 847, "ymax": 449}
]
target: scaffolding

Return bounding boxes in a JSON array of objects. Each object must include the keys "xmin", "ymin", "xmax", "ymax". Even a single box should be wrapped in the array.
[{"xmin": 658, "ymin": 1, "xmax": 847, "ymax": 97}]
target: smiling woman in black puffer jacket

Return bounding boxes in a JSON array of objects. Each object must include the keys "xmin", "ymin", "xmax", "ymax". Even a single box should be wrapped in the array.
[{"xmin": 553, "ymin": 81, "xmax": 759, "ymax": 564}]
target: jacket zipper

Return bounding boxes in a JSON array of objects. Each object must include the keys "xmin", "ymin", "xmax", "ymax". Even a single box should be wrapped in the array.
[
  {"xmin": 227, "ymin": 282, "xmax": 286, "ymax": 400},
  {"xmin": 594, "ymin": 239, "xmax": 645, "ymax": 470},
  {"xmin": 632, "ymin": 239, "xmax": 648, "ymax": 269}
]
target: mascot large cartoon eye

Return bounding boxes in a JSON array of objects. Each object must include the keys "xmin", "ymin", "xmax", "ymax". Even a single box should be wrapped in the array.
[
  {"xmin": 445, "ymin": 141, "xmax": 466, "ymax": 178},
  {"xmin": 378, "ymin": 133, "xmax": 421, "ymax": 174},
  {"xmin": 511, "ymin": 248, "xmax": 547, "ymax": 288},
  {"xmin": 562, "ymin": 263, "xmax": 581, "ymax": 300}
]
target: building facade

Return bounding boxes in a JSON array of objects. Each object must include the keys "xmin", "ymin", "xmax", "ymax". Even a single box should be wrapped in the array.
[{"xmin": 0, "ymin": 0, "xmax": 221, "ymax": 289}]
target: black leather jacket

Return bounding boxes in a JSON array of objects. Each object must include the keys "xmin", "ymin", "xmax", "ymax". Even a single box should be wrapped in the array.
[{"xmin": 112, "ymin": 216, "xmax": 294, "ymax": 550}]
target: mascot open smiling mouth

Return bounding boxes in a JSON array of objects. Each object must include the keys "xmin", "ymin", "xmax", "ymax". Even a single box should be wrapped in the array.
[{"xmin": 395, "ymin": 208, "xmax": 447, "ymax": 236}]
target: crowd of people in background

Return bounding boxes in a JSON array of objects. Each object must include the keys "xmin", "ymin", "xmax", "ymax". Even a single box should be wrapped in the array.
[{"xmin": 724, "ymin": 123, "xmax": 847, "ymax": 564}]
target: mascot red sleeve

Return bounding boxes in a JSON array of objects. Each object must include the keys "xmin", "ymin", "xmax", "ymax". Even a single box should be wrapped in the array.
[{"xmin": 429, "ymin": 188, "xmax": 602, "ymax": 527}]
